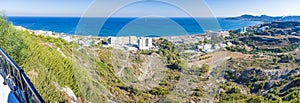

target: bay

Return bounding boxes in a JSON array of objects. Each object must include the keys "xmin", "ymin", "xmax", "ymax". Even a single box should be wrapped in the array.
[{"xmin": 8, "ymin": 17, "xmax": 261, "ymax": 37}]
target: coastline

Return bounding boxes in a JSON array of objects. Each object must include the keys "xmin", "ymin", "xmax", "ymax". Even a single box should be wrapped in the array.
[
  {"xmin": 14, "ymin": 24, "xmax": 235, "ymax": 53},
  {"xmin": 8, "ymin": 16, "xmax": 261, "ymax": 37},
  {"xmin": 13, "ymin": 24, "xmax": 232, "ymax": 38}
]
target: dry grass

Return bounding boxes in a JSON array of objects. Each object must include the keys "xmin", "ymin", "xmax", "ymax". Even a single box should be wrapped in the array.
[{"xmin": 191, "ymin": 51, "xmax": 252, "ymax": 68}]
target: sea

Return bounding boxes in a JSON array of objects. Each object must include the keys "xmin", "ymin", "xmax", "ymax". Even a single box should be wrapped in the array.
[{"xmin": 7, "ymin": 17, "xmax": 261, "ymax": 37}]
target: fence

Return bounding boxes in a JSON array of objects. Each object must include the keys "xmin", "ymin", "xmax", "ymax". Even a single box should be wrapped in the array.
[{"xmin": 0, "ymin": 48, "xmax": 44, "ymax": 103}]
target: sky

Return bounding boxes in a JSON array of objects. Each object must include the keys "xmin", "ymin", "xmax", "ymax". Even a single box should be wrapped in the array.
[{"xmin": 1, "ymin": 0, "xmax": 300, "ymax": 17}]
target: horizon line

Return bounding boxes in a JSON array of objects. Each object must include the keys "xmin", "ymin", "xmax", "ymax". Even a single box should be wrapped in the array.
[
  {"xmin": 6, "ymin": 14, "xmax": 300, "ymax": 18},
  {"xmin": 7, "ymin": 15, "xmax": 229, "ymax": 18}
]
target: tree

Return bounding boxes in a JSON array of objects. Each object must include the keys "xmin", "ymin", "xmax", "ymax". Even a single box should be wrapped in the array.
[
  {"xmin": 200, "ymin": 64, "xmax": 210, "ymax": 73},
  {"xmin": 101, "ymin": 38, "xmax": 107, "ymax": 44},
  {"xmin": 204, "ymin": 38, "xmax": 210, "ymax": 44},
  {"xmin": 226, "ymin": 86, "xmax": 241, "ymax": 94},
  {"xmin": 273, "ymin": 57, "xmax": 279, "ymax": 64},
  {"xmin": 247, "ymin": 96, "xmax": 264, "ymax": 103},
  {"xmin": 198, "ymin": 64, "xmax": 210, "ymax": 76},
  {"xmin": 199, "ymin": 48, "xmax": 203, "ymax": 52},
  {"xmin": 198, "ymin": 40, "xmax": 203, "ymax": 44}
]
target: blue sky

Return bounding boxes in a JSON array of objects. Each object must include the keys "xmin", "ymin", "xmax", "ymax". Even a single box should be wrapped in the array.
[{"xmin": 0, "ymin": 0, "xmax": 300, "ymax": 17}]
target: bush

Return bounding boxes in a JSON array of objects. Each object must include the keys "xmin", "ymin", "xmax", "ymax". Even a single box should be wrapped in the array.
[
  {"xmin": 219, "ymin": 93, "xmax": 247, "ymax": 102},
  {"xmin": 156, "ymin": 38, "xmax": 187, "ymax": 71},
  {"xmin": 226, "ymin": 86, "xmax": 241, "ymax": 94},
  {"xmin": 246, "ymin": 96, "xmax": 264, "ymax": 103},
  {"xmin": 0, "ymin": 16, "xmax": 27, "ymax": 64},
  {"xmin": 0, "ymin": 16, "xmax": 84, "ymax": 102},
  {"xmin": 148, "ymin": 87, "xmax": 170, "ymax": 96},
  {"xmin": 200, "ymin": 64, "xmax": 210, "ymax": 73}
]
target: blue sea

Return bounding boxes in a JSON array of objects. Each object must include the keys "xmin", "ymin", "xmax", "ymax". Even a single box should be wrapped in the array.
[{"xmin": 7, "ymin": 17, "xmax": 261, "ymax": 37}]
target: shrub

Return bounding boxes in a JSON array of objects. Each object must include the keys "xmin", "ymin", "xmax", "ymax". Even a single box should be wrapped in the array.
[{"xmin": 148, "ymin": 87, "xmax": 170, "ymax": 96}]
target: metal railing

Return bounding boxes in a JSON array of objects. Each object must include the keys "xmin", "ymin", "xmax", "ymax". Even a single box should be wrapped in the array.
[{"xmin": 0, "ymin": 48, "xmax": 44, "ymax": 103}]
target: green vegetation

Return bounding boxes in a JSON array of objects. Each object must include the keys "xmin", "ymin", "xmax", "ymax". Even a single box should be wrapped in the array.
[
  {"xmin": 200, "ymin": 64, "xmax": 210, "ymax": 74},
  {"xmin": 0, "ymin": 16, "xmax": 80, "ymax": 102},
  {"xmin": 2, "ymin": 15, "xmax": 300, "ymax": 103},
  {"xmin": 155, "ymin": 38, "xmax": 188, "ymax": 71},
  {"xmin": 159, "ymin": 70, "xmax": 181, "ymax": 92},
  {"xmin": 218, "ymin": 83, "xmax": 278, "ymax": 103},
  {"xmin": 222, "ymin": 56, "xmax": 300, "ymax": 103},
  {"xmin": 226, "ymin": 44, "xmax": 299, "ymax": 54},
  {"xmin": 280, "ymin": 54, "xmax": 295, "ymax": 63},
  {"xmin": 148, "ymin": 87, "xmax": 170, "ymax": 96},
  {"xmin": 0, "ymin": 16, "xmax": 155, "ymax": 102},
  {"xmin": 0, "ymin": 16, "xmax": 27, "ymax": 64},
  {"xmin": 226, "ymin": 24, "xmax": 300, "ymax": 54}
]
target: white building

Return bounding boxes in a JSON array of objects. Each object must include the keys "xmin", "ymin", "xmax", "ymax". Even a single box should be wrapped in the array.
[
  {"xmin": 198, "ymin": 44, "xmax": 213, "ymax": 53},
  {"xmin": 106, "ymin": 37, "xmax": 115, "ymax": 47},
  {"xmin": 138, "ymin": 37, "xmax": 153, "ymax": 50},
  {"xmin": 206, "ymin": 31, "xmax": 230, "ymax": 38},
  {"xmin": 203, "ymin": 44, "xmax": 212, "ymax": 52},
  {"xmin": 206, "ymin": 31, "xmax": 221, "ymax": 37},
  {"xmin": 238, "ymin": 27, "xmax": 247, "ymax": 34},
  {"xmin": 61, "ymin": 35, "xmax": 72, "ymax": 43},
  {"xmin": 226, "ymin": 42, "xmax": 233, "ymax": 47},
  {"xmin": 257, "ymin": 26, "xmax": 269, "ymax": 32},
  {"xmin": 220, "ymin": 31, "xmax": 230, "ymax": 38}
]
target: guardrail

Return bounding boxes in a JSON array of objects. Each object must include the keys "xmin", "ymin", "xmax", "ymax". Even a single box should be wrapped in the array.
[{"xmin": 0, "ymin": 48, "xmax": 44, "ymax": 103}]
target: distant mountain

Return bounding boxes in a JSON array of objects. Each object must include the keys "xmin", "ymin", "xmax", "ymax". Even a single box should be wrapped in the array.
[{"xmin": 225, "ymin": 14, "xmax": 300, "ymax": 22}]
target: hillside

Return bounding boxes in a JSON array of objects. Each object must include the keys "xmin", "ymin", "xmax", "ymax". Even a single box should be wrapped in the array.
[
  {"xmin": 2, "ymin": 15, "xmax": 300, "ymax": 103},
  {"xmin": 225, "ymin": 14, "xmax": 300, "ymax": 22},
  {"xmin": 0, "ymin": 16, "xmax": 211, "ymax": 102},
  {"xmin": 221, "ymin": 21, "xmax": 300, "ymax": 102}
]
